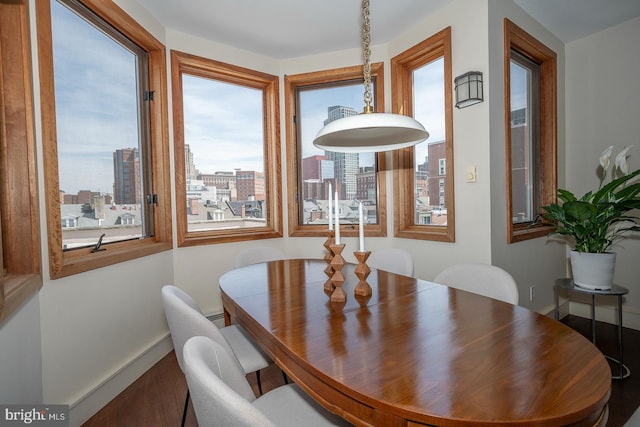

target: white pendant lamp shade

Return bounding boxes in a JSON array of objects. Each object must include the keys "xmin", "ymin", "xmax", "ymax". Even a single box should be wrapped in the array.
[
  {"xmin": 312, "ymin": 0, "xmax": 428, "ymax": 153},
  {"xmin": 313, "ymin": 112, "xmax": 429, "ymax": 153}
]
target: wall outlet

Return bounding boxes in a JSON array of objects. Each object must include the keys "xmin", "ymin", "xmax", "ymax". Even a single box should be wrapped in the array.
[{"xmin": 529, "ymin": 285, "xmax": 535, "ymax": 301}]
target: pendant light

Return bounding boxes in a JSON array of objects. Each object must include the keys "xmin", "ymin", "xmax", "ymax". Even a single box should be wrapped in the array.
[{"xmin": 313, "ymin": 0, "xmax": 429, "ymax": 153}]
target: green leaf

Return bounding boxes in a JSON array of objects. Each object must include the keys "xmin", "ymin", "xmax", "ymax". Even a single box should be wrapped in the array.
[{"xmin": 563, "ymin": 201, "xmax": 596, "ymax": 221}]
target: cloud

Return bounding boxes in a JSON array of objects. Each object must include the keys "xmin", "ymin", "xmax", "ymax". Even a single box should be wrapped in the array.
[
  {"xmin": 413, "ymin": 57, "xmax": 446, "ymax": 163},
  {"xmin": 510, "ymin": 61, "xmax": 528, "ymax": 109},
  {"xmin": 52, "ymin": 1, "xmax": 141, "ymax": 194},
  {"xmin": 182, "ymin": 75, "xmax": 265, "ymax": 173}
]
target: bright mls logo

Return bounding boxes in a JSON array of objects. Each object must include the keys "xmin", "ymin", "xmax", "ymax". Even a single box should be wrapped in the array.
[{"xmin": 0, "ymin": 405, "xmax": 68, "ymax": 426}]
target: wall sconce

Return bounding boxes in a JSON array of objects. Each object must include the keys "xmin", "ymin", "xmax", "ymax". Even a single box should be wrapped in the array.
[{"xmin": 454, "ymin": 71, "xmax": 483, "ymax": 108}]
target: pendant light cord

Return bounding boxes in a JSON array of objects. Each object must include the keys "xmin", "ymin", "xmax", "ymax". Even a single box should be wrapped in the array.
[
  {"xmin": 362, "ymin": 0, "xmax": 374, "ymax": 114},
  {"xmin": 312, "ymin": 0, "xmax": 428, "ymax": 152}
]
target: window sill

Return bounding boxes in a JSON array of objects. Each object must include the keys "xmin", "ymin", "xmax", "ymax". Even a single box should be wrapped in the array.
[
  {"xmin": 52, "ymin": 238, "xmax": 172, "ymax": 279},
  {"xmin": 509, "ymin": 223, "xmax": 554, "ymax": 244},
  {"xmin": 179, "ymin": 229, "xmax": 283, "ymax": 247},
  {"xmin": 289, "ymin": 222, "xmax": 386, "ymax": 238}
]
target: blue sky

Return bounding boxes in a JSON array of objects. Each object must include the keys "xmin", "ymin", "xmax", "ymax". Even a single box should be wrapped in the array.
[
  {"xmin": 182, "ymin": 75, "xmax": 264, "ymax": 174},
  {"xmin": 510, "ymin": 61, "xmax": 528, "ymax": 110},
  {"xmin": 413, "ymin": 58, "xmax": 446, "ymax": 165},
  {"xmin": 52, "ymin": 0, "xmax": 139, "ymax": 195}
]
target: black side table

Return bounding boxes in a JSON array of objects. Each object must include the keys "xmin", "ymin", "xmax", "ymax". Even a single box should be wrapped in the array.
[{"xmin": 555, "ymin": 278, "xmax": 630, "ymax": 379}]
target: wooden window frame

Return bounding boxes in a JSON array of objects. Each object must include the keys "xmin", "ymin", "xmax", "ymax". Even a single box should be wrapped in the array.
[
  {"xmin": 171, "ymin": 50, "xmax": 282, "ymax": 246},
  {"xmin": 392, "ymin": 27, "xmax": 455, "ymax": 242},
  {"xmin": 284, "ymin": 64, "xmax": 387, "ymax": 238},
  {"xmin": 36, "ymin": 0, "xmax": 172, "ymax": 279},
  {"xmin": 0, "ymin": 0, "xmax": 42, "ymax": 322},
  {"xmin": 504, "ymin": 19, "xmax": 557, "ymax": 243}
]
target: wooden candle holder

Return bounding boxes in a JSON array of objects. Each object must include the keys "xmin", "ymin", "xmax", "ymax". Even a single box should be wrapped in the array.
[
  {"xmin": 328, "ymin": 243, "xmax": 346, "ymax": 302},
  {"xmin": 323, "ymin": 230, "xmax": 335, "ymax": 291},
  {"xmin": 353, "ymin": 251, "xmax": 372, "ymax": 297}
]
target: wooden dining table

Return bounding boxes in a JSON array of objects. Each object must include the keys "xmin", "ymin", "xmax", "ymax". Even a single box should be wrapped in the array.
[{"xmin": 219, "ymin": 259, "xmax": 611, "ymax": 427}]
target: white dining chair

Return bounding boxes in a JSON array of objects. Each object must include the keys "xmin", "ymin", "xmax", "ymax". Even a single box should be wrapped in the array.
[
  {"xmin": 433, "ymin": 263, "xmax": 519, "ymax": 304},
  {"xmin": 183, "ymin": 336, "xmax": 352, "ymax": 427},
  {"xmin": 367, "ymin": 248, "xmax": 414, "ymax": 277},
  {"xmin": 161, "ymin": 285, "xmax": 272, "ymax": 426},
  {"xmin": 235, "ymin": 246, "xmax": 285, "ymax": 268}
]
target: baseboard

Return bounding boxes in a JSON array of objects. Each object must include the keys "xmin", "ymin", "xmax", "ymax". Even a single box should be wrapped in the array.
[
  {"xmin": 569, "ymin": 301, "xmax": 640, "ymax": 331},
  {"xmin": 537, "ymin": 301, "xmax": 565, "ymax": 319},
  {"xmin": 68, "ymin": 334, "xmax": 173, "ymax": 427}
]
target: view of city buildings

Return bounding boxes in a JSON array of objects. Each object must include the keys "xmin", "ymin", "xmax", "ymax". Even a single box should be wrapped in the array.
[
  {"xmin": 57, "ymin": 98, "xmax": 477, "ymax": 245},
  {"xmin": 184, "ymin": 144, "xmax": 267, "ymax": 232},
  {"xmin": 59, "ymin": 147, "xmax": 144, "ymax": 249}
]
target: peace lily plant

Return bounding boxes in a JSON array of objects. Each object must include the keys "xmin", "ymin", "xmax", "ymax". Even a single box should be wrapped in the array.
[{"xmin": 541, "ymin": 145, "xmax": 640, "ymax": 254}]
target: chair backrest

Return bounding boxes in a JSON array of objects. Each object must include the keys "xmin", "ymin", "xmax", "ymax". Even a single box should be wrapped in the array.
[
  {"xmin": 161, "ymin": 285, "xmax": 237, "ymax": 372},
  {"xmin": 183, "ymin": 336, "xmax": 271, "ymax": 427},
  {"xmin": 235, "ymin": 247, "xmax": 285, "ymax": 268},
  {"xmin": 367, "ymin": 248, "xmax": 414, "ymax": 277},
  {"xmin": 433, "ymin": 263, "xmax": 519, "ymax": 304}
]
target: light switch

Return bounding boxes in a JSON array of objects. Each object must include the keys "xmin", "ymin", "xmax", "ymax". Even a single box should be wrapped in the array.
[{"xmin": 466, "ymin": 166, "xmax": 477, "ymax": 182}]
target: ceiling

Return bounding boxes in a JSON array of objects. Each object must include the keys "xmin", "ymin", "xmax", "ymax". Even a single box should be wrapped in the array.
[{"xmin": 135, "ymin": 0, "xmax": 640, "ymax": 59}]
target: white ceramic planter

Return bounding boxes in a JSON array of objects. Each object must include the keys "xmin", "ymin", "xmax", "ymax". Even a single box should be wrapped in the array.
[{"xmin": 569, "ymin": 250, "xmax": 616, "ymax": 291}]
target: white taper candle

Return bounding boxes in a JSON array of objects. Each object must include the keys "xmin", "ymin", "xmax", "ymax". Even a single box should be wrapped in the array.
[
  {"xmin": 334, "ymin": 191, "xmax": 340, "ymax": 244},
  {"xmin": 328, "ymin": 182, "xmax": 333, "ymax": 230},
  {"xmin": 358, "ymin": 201, "xmax": 364, "ymax": 252}
]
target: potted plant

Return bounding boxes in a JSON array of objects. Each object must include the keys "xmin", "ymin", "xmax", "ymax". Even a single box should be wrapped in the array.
[{"xmin": 541, "ymin": 145, "xmax": 640, "ymax": 290}]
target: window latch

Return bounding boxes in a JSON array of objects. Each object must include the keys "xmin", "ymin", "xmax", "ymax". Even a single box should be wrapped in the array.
[
  {"xmin": 144, "ymin": 90, "xmax": 155, "ymax": 101},
  {"xmin": 146, "ymin": 194, "xmax": 158, "ymax": 206},
  {"xmin": 91, "ymin": 233, "xmax": 107, "ymax": 253}
]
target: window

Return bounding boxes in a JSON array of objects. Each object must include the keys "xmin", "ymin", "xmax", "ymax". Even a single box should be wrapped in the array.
[
  {"xmin": 392, "ymin": 27, "xmax": 454, "ymax": 242},
  {"xmin": 285, "ymin": 64, "xmax": 387, "ymax": 237},
  {"xmin": 0, "ymin": 0, "xmax": 42, "ymax": 322},
  {"xmin": 504, "ymin": 19, "xmax": 557, "ymax": 243},
  {"xmin": 171, "ymin": 50, "xmax": 282, "ymax": 246},
  {"xmin": 37, "ymin": 0, "xmax": 172, "ymax": 279}
]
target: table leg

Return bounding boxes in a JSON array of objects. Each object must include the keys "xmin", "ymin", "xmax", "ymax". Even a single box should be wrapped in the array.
[
  {"xmin": 618, "ymin": 295, "xmax": 624, "ymax": 378},
  {"xmin": 591, "ymin": 294, "xmax": 596, "ymax": 344},
  {"xmin": 223, "ymin": 306, "xmax": 231, "ymax": 326}
]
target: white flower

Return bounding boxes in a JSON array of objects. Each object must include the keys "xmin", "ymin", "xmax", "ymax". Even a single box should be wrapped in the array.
[
  {"xmin": 615, "ymin": 145, "xmax": 634, "ymax": 175},
  {"xmin": 599, "ymin": 145, "xmax": 614, "ymax": 170}
]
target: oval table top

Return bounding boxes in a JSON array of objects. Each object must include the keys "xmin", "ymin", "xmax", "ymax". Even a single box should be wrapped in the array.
[{"xmin": 219, "ymin": 259, "xmax": 611, "ymax": 427}]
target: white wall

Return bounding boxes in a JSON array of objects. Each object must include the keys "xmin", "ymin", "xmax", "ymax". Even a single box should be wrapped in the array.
[
  {"xmin": 0, "ymin": 295, "xmax": 43, "ymax": 404},
  {"xmin": 565, "ymin": 15, "xmax": 640, "ymax": 329}
]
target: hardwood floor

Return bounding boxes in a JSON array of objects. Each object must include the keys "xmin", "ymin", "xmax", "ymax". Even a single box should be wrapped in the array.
[
  {"xmin": 83, "ymin": 315, "xmax": 640, "ymax": 427},
  {"xmin": 82, "ymin": 350, "xmax": 286, "ymax": 427},
  {"xmin": 562, "ymin": 315, "xmax": 640, "ymax": 427}
]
